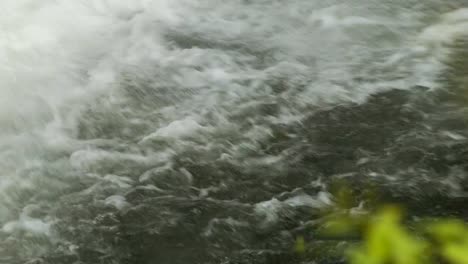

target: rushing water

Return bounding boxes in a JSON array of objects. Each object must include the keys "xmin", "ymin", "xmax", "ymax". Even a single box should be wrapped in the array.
[{"xmin": 1, "ymin": 1, "xmax": 468, "ymax": 263}]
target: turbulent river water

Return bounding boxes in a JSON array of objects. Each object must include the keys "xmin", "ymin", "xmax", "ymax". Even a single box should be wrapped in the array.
[{"xmin": 1, "ymin": 1, "xmax": 468, "ymax": 263}]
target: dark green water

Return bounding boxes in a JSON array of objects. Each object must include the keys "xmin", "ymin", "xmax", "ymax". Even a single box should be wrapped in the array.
[{"xmin": 1, "ymin": 1, "xmax": 468, "ymax": 263}]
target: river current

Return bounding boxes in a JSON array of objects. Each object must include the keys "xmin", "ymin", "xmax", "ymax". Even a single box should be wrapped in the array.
[{"xmin": 1, "ymin": 1, "xmax": 468, "ymax": 263}]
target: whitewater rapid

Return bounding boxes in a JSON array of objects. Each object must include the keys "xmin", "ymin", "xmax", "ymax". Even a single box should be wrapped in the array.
[{"xmin": 1, "ymin": 1, "xmax": 468, "ymax": 263}]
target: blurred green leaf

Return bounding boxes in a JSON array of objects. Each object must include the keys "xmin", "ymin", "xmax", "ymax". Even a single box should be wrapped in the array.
[
  {"xmin": 426, "ymin": 219, "xmax": 468, "ymax": 243},
  {"xmin": 442, "ymin": 242, "xmax": 468, "ymax": 264},
  {"xmin": 348, "ymin": 206, "xmax": 427, "ymax": 264},
  {"xmin": 294, "ymin": 236, "xmax": 306, "ymax": 255},
  {"xmin": 310, "ymin": 185, "xmax": 468, "ymax": 264}
]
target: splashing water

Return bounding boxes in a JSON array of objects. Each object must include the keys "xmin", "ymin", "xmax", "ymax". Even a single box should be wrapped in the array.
[{"xmin": 1, "ymin": 0, "xmax": 468, "ymax": 263}]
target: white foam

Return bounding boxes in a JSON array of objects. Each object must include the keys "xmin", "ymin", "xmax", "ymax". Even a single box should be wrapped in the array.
[
  {"xmin": 0, "ymin": 0, "xmax": 465, "ymax": 247},
  {"xmin": 103, "ymin": 174, "xmax": 134, "ymax": 188},
  {"xmin": 142, "ymin": 118, "xmax": 205, "ymax": 140},
  {"xmin": 254, "ymin": 198, "xmax": 283, "ymax": 228},
  {"xmin": 419, "ymin": 8, "xmax": 468, "ymax": 46},
  {"xmin": 254, "ymin": 192, "xmax": 332, "ymax": 228},
  {"xmin": 105, "ymin": 195, "xmax": 130, "ymax": 211},
  {"xmin": 2, "ymin": 206, "xmax": 51, "ymax": 235},
  {"xmin": 70, "ymin": 149, "xmax": 148, "ymax": 171},
  {"xmin": 0, "ymin": 0, "xmax": 181, "ymax": 219}
]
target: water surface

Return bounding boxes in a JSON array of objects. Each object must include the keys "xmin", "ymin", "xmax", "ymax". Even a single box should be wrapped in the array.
[{"xmin": 1, "ymin": 1, "xmax": 468, "ymax": 263}]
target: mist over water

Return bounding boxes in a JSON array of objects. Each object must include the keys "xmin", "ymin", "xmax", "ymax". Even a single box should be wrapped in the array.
[{"xmin": 1, "ymin": 1, "xmax": 468, "ymax": 263}]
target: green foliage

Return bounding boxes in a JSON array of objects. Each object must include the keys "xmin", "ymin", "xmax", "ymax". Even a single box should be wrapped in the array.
[
  {"xmin": 317, "ymin": 206, "xmax": 468, "ymax": 264},
  {"xmin": 425, "ymin": 220, "xmax": 468, "ymax": 264},
  {"xmin": 293, "ymin": 180, "xmax": 468, "ymax": 263},
  {"xmin": 294, "ymin": 235, "xmax": 306, "ymax": 255},
  {"xmin": 347, "ymin": 206, "xmax": 428, "ymax": 264}
]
